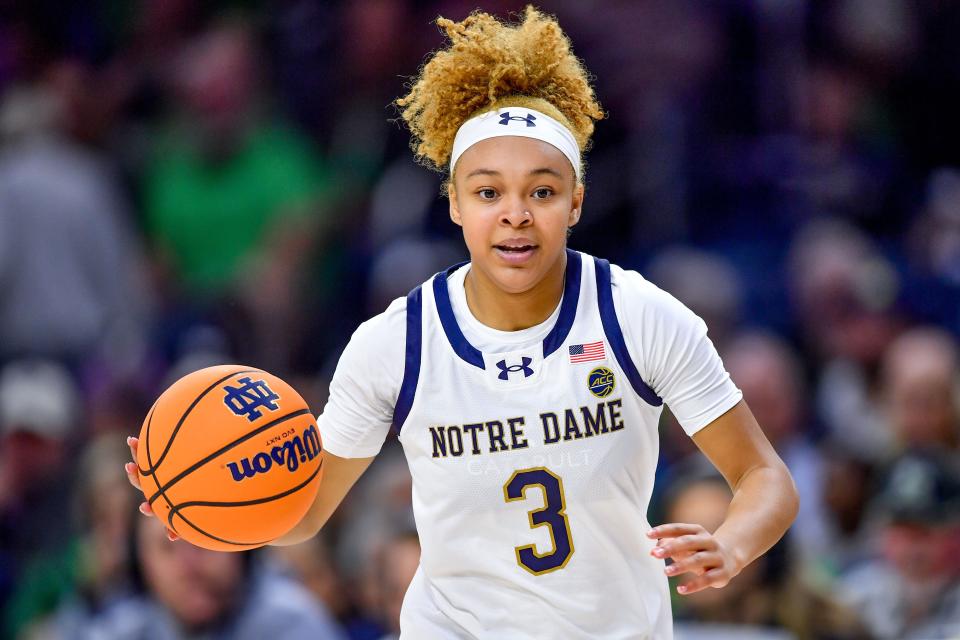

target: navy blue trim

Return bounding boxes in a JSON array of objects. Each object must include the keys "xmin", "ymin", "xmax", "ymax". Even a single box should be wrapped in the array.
[
  {"xmin": 433, "ymin": 251, "xmax": 583, "ymax": 367},
  {"xmin": 393, "ymin": 286, "xmax": 423, "ymax": 432},
  {"xmin": 433, "ymin": 262, "xmax": 485, "ymax": 369},
  {"xmin": 542, "ymin": 249, "xmax": 582, "ymax": 358},
  {"xmin": 594, "ymin": 257, "xmax": 663, "ymax": 407}
]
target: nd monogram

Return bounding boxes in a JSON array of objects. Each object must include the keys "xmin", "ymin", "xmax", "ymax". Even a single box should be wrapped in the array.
[{"xmin": 223, "ymin": 377, "xmax": 281, "ymax": 421}]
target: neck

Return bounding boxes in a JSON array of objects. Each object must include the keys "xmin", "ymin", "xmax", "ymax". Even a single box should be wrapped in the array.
[{"xmin": 464, "ymin": 252, "xmax": 566, "ymax": 331}]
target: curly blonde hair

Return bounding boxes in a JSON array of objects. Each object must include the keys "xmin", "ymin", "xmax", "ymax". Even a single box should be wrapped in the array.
[{"xmin": 396, "ymin": 5, "xmax": 604, "ymax": 179}]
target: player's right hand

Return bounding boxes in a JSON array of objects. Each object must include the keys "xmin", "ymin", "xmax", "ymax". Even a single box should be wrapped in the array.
[{"xmin": 125, "ymin": 436, "xmax": 179, "ymax": 542}]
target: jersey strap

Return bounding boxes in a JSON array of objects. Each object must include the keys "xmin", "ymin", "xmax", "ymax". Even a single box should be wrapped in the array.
[
  {"xmin": 433, "ymin": 251, "xmax": 584, "ymax": 368},
  {"xmin": 433, "ymin": 262, "xmax": 485, "ymax": 369},
  {"xmin": 594, "ymin": 257, "xmax": 663, "ymax": 407},
  {"xmin": 393, "ymin": 285, "xmax": 423, "ymax": 432},
  {"xmin": 542, "ymin": 249, "xmax": 582, "ymax": 358}
]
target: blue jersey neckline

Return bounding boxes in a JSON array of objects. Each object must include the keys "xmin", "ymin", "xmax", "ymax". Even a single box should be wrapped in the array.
[{"xmin": 432, "ymin": 248, "xmax": 583, "ymax": 370}]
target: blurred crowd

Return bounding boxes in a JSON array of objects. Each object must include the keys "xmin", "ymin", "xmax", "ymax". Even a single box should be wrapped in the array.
[{"xmin": 0, "ymin": 0, "xmax": 959, "ymax": 638}]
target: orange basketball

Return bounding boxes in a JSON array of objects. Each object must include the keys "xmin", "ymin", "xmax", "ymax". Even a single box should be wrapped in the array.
[{"xmin": 136, "ymin": 365, "xmax": 323, "ymax": 551}]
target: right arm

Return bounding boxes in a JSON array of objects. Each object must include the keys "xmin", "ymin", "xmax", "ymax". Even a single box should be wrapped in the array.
[
  {"xmin": 124, "ymin": 438, "xmax": 375, "ymax": 545},
  {"xmin": 126, "ymin": 297, "xmax": 409, "ymax": 545},
  {"xmin": 269, "ymin": 451, "xmax": 374, "ymax": 545}
]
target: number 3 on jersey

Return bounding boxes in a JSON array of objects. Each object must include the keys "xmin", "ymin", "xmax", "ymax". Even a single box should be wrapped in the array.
[{"xmin": 503, "ymin": 467, "xmax": 575, "ymax": 575}]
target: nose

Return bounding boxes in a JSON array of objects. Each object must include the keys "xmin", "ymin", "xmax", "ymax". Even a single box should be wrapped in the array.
[{"xmin": 500, "ymin": 199, "xmax": 532, "ymax": 228}]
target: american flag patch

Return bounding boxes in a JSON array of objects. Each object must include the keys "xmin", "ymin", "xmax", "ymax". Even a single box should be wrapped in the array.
[{"xmin": 568, "ymin": 341, "xmax": 606, "ymax": 363}]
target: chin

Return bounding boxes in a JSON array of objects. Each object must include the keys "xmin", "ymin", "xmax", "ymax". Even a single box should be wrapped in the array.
[{"xmin": 490, "ymin": 267, "xmax": 541, "ymax": 294}]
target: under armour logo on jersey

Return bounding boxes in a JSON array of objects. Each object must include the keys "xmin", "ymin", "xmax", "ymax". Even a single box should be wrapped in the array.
[
  {"xmin": 496, "ymin": 357, "xmax": 534, "ymax": 380},
  {"xmin": 223, "ymin": 377, "xmax": 281, "ymax": 421},
  {"xmin": 499, "ymin": 112, "xmax": 537, "ymax": 127}
]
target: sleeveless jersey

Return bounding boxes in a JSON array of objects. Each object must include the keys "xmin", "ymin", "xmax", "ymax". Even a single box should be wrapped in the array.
[{"xmin": 318, "ymin": 249, "xmax": 742, "ymax": 639}]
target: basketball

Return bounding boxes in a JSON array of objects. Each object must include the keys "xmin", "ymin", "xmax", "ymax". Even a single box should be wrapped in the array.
[{"xmin": 135, "ymin": 365, "xmax": 323, "ymax": 551}]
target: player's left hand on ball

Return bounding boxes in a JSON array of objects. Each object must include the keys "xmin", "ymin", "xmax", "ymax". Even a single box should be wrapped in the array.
[{"xmin": 646, "ymin": 523, "xmax": 739, "ymax": 595}]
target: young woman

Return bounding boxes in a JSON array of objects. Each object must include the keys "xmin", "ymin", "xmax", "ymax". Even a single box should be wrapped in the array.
[{"xmin": 128, "ymin": 7, "xmax": 797, "ymax": 638}]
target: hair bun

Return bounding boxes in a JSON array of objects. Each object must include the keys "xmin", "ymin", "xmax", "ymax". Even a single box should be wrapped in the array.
[{"xmin": 396, "ymin": 5, "xmax": 604, "ymax": 174}]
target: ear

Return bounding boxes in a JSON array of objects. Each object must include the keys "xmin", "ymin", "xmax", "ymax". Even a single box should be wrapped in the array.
[
  {"xmin": 448, "ymin": 182, "xmax": 463, "ymax": 227},
  {"xmin": 568, "ymin": 183, "xmax": 585, "ymax": 228}
]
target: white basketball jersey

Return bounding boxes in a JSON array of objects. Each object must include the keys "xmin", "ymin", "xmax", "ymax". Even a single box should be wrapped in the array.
[{"xmin": 394, "ymin": 250, "xmax": 675, "ymax": 639}]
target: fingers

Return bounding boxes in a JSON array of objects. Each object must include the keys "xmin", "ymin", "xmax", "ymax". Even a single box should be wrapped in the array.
[
  {"xmin": 676, "ymin": 568, "xmax": 730, "ymax": 595},
  {"xmin": 646, "ymin": 523, "xmax": 704, "ymax": 539},
  {"xmin": 664, "ymin": 550, "xmax": 717, "ymax": 578},
  {"xmin": 125, "ymin": 437, "xmax": 142, "ymax": 491},
  {"xmin": 649, "ymin": 522, "xmax": 735, "ymax": 594},
  {"xmin": 146, "ymin": 517, "xmax": 179, "ymax": 542},
  {"xmin": 650, "ymin": 532, "xmax": 715, "ymax": 560},
  {"xmin": 127, "ymin": 436, "xmax": 177, "ymax": 543},
  {"xmin": 124, "ymin": 462, "xmax": 142, "ymax": 491}
]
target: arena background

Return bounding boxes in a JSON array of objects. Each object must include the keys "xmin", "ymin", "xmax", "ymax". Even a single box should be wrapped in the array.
[{"xmin": 1, "ymin": 1, "xmax": 959, "ymax": 638}]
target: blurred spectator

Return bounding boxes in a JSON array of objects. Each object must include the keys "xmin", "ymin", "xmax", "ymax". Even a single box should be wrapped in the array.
[
  {"xmin": 6, "ymin": 434, "xmax": 135, "ymax": 638},
  {"xmin": 375, "ymin": 531, "xmax": 419, "ymax": 640},
  {"xmin": 814, "ymin": 441, "xmax": 875, "ymax": 577},
  {"xmin": 267, "ymin": 534, "xmax": 352, "ymax": 632},
  {"xmin": 143, "ymin": 19, "xmax": 333, "ymax": 370},
  {"xmin": 904, "ymin": 169, "xmax": 960, "ymax": 331},
  {"xmin": 366, "ymin": 158, "xmax": 444, "ymax": 251},
  {"xmin": 722, "ymin": 332, "xmax": 829, "ymax": 565},
  {"xmin": 789, "ymin": 61, "xmax": 893, "ymax": 226},
  {"xmin": 0, "ymin": 69, "xmax": 151, "ymax": 370},
  {"xmin": 838, "ymin": 450, "xmax": 960, "ymax": 639},
  {"xmin": 880, "ymin": 326, "xmax": 960, "ymax": 452},
  {"xmin": 666, "ymin": 466, "xmax": 788, "ymax": 638},
  {"xmin": 325, "ymin": 0, "xmax": 415, "ymax": 185},
  {"xmin": 666, "ymin": 463, "xmax": 864, "ymax": 640},
  {"xmin": 646, "ymin": 247, "xmax": 744, "ymax": 352},
  {"xmin": 331, "ymin": 445, "xmax": 413, "ymax": 640},
  {"xmin": 908, "ymin": 168, "xmax": 960, "ymax": 286},
  {"xmin": 787, "ymin": 219, "xmax": 902, "ymax": 460},
  {"xmin": 367, "ymin": 238, "xmax": 465, "ymax": 316},
  {"xmin": 42, "ymin": 516, "xmax": 346, "ymax": 640},
  {"xmin": 0, "ymin": 360, "xmax": 80, "ymax": 613}
]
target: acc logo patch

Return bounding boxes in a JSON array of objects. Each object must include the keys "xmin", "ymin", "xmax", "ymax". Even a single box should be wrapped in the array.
[{"xmin": 587, "ymin": 366, "xmax": 616, "ymax": 398}]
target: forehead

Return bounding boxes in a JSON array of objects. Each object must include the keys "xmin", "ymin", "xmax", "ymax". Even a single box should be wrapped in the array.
[{"xmin": 454, "ymin": 136, "xmax": 574, "ymax": 181}]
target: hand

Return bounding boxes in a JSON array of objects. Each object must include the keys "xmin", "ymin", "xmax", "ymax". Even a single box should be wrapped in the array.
[
  {"xmin": 647, "ymin": 523, "xmax": 740, "ymax": 595},
  {"xmin": 125, "ymin": 436, "xmax": 179, "ymax": 542}
]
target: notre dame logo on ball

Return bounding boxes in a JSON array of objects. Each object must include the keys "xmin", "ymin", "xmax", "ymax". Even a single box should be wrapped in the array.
[
  {"xmin": 223, "ymin": 377, "xmax": 281, "ymax": 422},
  {"xmin": 587, "ymin": 367, "xmax": 616, "ymax": 398}
]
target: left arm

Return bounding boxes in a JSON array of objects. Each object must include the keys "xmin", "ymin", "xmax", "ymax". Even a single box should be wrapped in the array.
[{"xmin": 648, "ymin": 400, "xmax": 799, "ymax": 594}]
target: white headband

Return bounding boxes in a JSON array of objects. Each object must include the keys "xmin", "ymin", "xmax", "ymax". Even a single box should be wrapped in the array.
[{"xmin": 449, "ymin": 107, "xmax": 581, "ymax": 180}]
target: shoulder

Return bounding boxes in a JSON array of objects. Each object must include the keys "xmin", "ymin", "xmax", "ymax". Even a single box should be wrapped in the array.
[
  {"xmin": 352, "ymin": 295, "xmax": 409, "ymax": 344},
  {"xmin": 607, "ymin": 261, "xmax": 705, "ymax": 334},
  {"xmin": 337, "ymin": 295, "xmax": 409, "ymax": 377}
]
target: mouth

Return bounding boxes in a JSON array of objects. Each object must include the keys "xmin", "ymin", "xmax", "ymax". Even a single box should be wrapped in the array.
[{"xmin": 493, "ymin": 241, "xmax": 538, "ymax": 264}]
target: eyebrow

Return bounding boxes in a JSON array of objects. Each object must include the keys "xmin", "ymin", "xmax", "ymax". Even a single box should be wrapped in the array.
[{"xmin": 464, "ymin": 167, "xmax": 564, "ymax": 180}]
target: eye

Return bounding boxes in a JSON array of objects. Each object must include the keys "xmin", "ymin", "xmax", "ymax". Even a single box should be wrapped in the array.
[
  {"xmin": 532, "ymin": 187, "xmax": 554, "ymax": 199},
  {"xmin": 477, "ymin": 188, "xmax": 498, "ymax": 200}
]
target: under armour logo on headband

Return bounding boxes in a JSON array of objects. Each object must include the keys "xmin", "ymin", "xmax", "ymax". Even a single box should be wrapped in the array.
[
  {"xmin": 499, "ymin": 112, "xmax": 537, "ymax": 127},
  {"xmin": 450, "ymin": 107, "xmax": 580, "ymax": 179}
]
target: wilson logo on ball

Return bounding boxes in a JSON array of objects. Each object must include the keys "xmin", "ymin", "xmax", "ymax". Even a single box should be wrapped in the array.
[
  {"xmin": 226, "ymin": 424, "xmax": 321, "ymax": 482},
  {"xmin": 222, "ymin": 377, "xmax": 281, "ymax": 421}
]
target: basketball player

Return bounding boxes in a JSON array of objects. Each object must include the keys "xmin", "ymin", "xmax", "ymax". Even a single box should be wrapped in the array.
[{"xmin": 127, "ymin": 7, "xmax": 798, "ymax": 637}]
